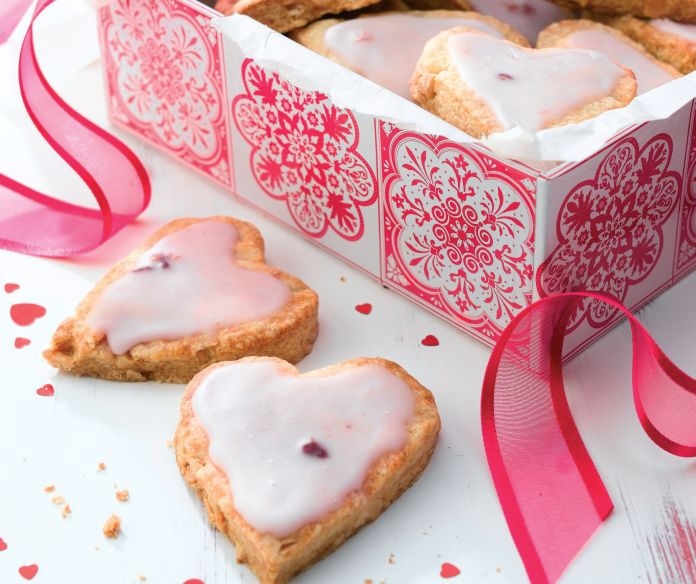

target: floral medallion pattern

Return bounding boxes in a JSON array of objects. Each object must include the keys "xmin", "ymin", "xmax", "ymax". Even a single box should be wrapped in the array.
[
  {"xmin": 381, "ymin": 126, "xmax": 536, "ymax": 341},
  {"xmin": 677, "ymin": 106, "xmax": 696, "ymax": 271},
  {"xmin": 99, "ymin": 0, "xmax": 230, "ymax": 185},
  {"xmin": 232, "ymin": 59, "xmax": 377, "ymax": 240},
  {"xmin": 538, "ymin": 134, "xmax": 680, "ymax": 332}
]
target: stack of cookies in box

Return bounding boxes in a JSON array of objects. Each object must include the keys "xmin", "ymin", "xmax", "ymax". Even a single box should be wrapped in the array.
[{"xmin": 214, "ymin": 0, "xmax": 696, "ymax": 137}]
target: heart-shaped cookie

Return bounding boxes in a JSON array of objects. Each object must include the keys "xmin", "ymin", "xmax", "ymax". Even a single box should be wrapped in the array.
[
  {"xmin": 290, "ymin": 10, "xmax": 530, "ymax": 100},
  {"xmin": 541, "ymin": 0, "xmax": 696, "ymax": 23},
  {"xmin": 43, "ymin": 217, "xmax": 319, "ymax": 383},
  {"xmin": 536, "ymin": 19, "xmax": 680, "ymax": 94},
  {"xmin": 174, "ymin": 356, "xmax": 440, "ymax": 584},
  {"xmin": 410, "ymin": 28, "xmax": 637, "ymax": 137}
]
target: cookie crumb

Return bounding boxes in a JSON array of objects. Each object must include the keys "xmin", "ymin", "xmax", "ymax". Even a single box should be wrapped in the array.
[
  {"xmin": 103, "ymin": 513, "xmax": 122, "ymax": 538},
  {"xmin": 388, "ymin": 553, "xmax": 395, "ymax": 564},
  {"xmin": 340, "ymin": 276, "xmax": 346, "ymax": 282},
  {"xmin": 363, "ymin": 580, "xmax": 373, "ymax": 584},
  {"xmin": 51, "ymin": 495, "xmax": 65, "ymax": 505},
  {"xmin": 116, "ymin": 489, "xmax": 130, "ymax": 502},
  {"xmin": 97, "ymin": 462, "xmax": 107, "ymax": 472},
  {"xmin": 62, "ymin": 504, "xmax": 72, "ymax": 518},
  {"xmin": 44, "ymin": 484, "xmax": 55, "ymax": 493},
  {"xmin": 166, "ymin": 439, "xmax": 173, "ymax": 448},
  {"xmin": 138, "ymin": 576, "xmax": 147, "ymax": 582}
]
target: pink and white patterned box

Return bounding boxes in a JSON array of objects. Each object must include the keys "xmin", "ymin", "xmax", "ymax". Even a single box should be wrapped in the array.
[{"xmin": 97, "ymin": 0, "xmax": 696, "ymax": 357}]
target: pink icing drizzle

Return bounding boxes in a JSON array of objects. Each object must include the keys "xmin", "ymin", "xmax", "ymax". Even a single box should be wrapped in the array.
[
  {"xmin": 323, "ymin": 13, "xmax": 505, "ymax": 99},
  {"xmin": 447, "ymin": 33, "xmax": 625, "ymax": 133},
  {"xmin": 87, "ymin": 219, "xmax": 292, "ymax": 354},
  {"xmin": 192, "ymin": 359, "xmax": 416, "ymax": 536},
  {"xmin": 561, "ymin": 29, "xmax": 677, "ymax": 94}
]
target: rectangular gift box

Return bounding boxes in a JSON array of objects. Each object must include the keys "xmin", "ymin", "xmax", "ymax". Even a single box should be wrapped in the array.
[{"xmin": 96, "ymin": 0, "xmax": 696, "ymax": 358}]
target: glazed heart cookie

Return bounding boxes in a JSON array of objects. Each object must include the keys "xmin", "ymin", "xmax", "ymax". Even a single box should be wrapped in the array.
[
  {"xmin": 174, "ymin": 356, "xmax": 441, "ymax": 584},
  {"xmin": 410, "ymin": 28, "xmax": 638, "ymax": 137},
  {"xmin": 544, "ymin": 0, "xmax": 696, "ymax": 23},
  {"xmin": 213, "ymin": 0, "xmax": 382, "ymax": 33},
  {"xmin": 290, "ymin": 10, "xmax": 530, "ymax": 100},
  {"xmin": 604, "ymin": 14, "xmax": 696, "ymax": 75},
  {"xmin": 537, "ymin": 19, "xmax": 681, "ymax": 94},
  {"xmin": 43, "ymin": 217, "xmax": 319, "ymax": 383}
]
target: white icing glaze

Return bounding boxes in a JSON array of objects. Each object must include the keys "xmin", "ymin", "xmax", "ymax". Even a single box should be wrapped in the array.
[
  {"xmin": 651, "ymin": 18, "xmax": 696, "ymax": 42},
  {"xmin": 87, "ymin": 220, "xmax": 292, "ymax": 354},
  {"xmin": 323, "ymin": 13, "xmax": 505, "ymax": 99},
  {"xmin": 447, "ymin": 33, "xmax": 625, "ymax": 132},
  {"xmin": 468, "ymin": 0, "xmax": 566, "ymax": 43},
  {"xmin": 192, "ymin": 360, "xmax": 416, "ymax": 536},
  {"xmin": 561, "ymin": 29, "xmax": 677, "ymax": 94}
]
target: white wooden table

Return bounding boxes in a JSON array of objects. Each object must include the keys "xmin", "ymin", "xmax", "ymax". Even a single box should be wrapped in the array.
[{"xmin": 1, "ymin": 2, "xmax": 695, "ymax": 582}]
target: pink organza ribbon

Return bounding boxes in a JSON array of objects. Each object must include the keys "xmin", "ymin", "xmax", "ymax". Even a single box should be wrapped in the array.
[
  {"xmin": 0, "ymin": 0, "xmax": 31, "ymax": 43},
  {"xmin": 0, "ymin": 0, "xmax": 150, "ymax": 257},
  {"xmin": 482, "ymin": 291, "xmax": 696, "ymax": 583}
]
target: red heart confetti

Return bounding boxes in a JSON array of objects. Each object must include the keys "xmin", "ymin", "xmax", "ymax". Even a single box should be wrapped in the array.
[
  {"xmin": 10, "ymin": 303, "xmax": 46, "ymax": 326},
  {"xmin": 183, "ymin": 580, "xmax": 205, "ymax": 584},
  {"xmin": 36, "ymin": 384, "xmax": 55, "ymax": 397},
  {"xmin": 19, "ymin": 565, "xmax": 39, "ymax": 580},
  {"xmin": 355, "ymin": 303, "xmax": 372, "ymax": 315},
  {"xmin": 4, "ymin": 283, "xmax": 19, "ymax": 293},
  {"xmin": 15, "ymin": 338, "xmax": 30, "ymax": 349},
  {"xmin": 0, "ymin": 537, "xmax": 7, "ymax": 551},
  {"xmin": 421, "ymin": 334, "xmax": 439, "ymax": 347},
  {"xmin": 440, "ymin": 562, "xmax": 461, "ymax": 578}
]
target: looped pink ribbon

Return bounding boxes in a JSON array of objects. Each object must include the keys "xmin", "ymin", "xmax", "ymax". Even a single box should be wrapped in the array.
[
  {"xmin": 482, "ymin": 291, "xmax": 696, "ymax": 583},
  {"xmin": 0, "ymin": 0, "xmax": 150, "ymax": 257}
]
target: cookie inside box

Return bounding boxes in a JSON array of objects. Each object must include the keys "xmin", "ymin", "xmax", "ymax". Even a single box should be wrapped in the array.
[{"xmin": 197, "ymin": 0, "xmax": 696, "ymax": 164}]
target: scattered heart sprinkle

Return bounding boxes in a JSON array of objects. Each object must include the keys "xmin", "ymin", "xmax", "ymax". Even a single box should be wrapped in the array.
[
  {"xmin": 15, "ymin": 338, "xmax": 30, "ymax": 349},
  {"xmin": 355, "ymin": 303, "xmax": 372, "ymax": 315},
  {"xmin": 10, "ymin": 303, "xmax": 46, "ymax": 326},
  {"xmin": 19, "ymin": 564, "xmax": 39, "ymax": 580},
  {"xmin": 36, "ymin": 384, "xmax": 54, "ymax": 397},
  {"xmin": 0, "ymin": 537, "xmax": 7, "ymax": 551},
  {"xmin": 421, "ymin": 334, "xmax": 440, "ymax": 347},
  {"xmin": 4, "ymin": 283, "xmax": 19, "ymax": 293},
  {"xmin": 183, "ymin": 580, "xmax": 205, "ymax": 584},
  {"xmin": 440, "ymin": 562, "xmax": 461, "ymax": 578}
]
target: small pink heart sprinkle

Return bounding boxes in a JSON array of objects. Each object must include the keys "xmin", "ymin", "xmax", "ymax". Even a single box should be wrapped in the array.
[
  {"xmin": 440, "ymin": 562, "xmax": 461, "ymax": 578},
  {"xmin": 19, "ymin": 564, "xmax": 39, "ymax": 580},
  {"xmin": 355, "ymin": 303, "xmax": 372, "ymax": 315},
  {"xmin": 0, "ymin": 537, "xmax": 7, "ymax": 551},
  {"xmin": 15, "ymin": 338, "xmax": 30, "ymax": 349},
  {"xmin": 183, "ymin": 580, "xmax": 205, "ymax": 584},
  {"xmin": 4, "ymin": 283, "xmax": 19, "ymax": 293},
  {"xmin": 36, "ymin": 384, "xmax": 55, "ymax": 397},
  {"xmin": 421, "ymin": 334, "xmax": 439, "ymax": 347},
  {"xmin": 10, "ymin": 303, "xmax": 46, "ymax": 326}
]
